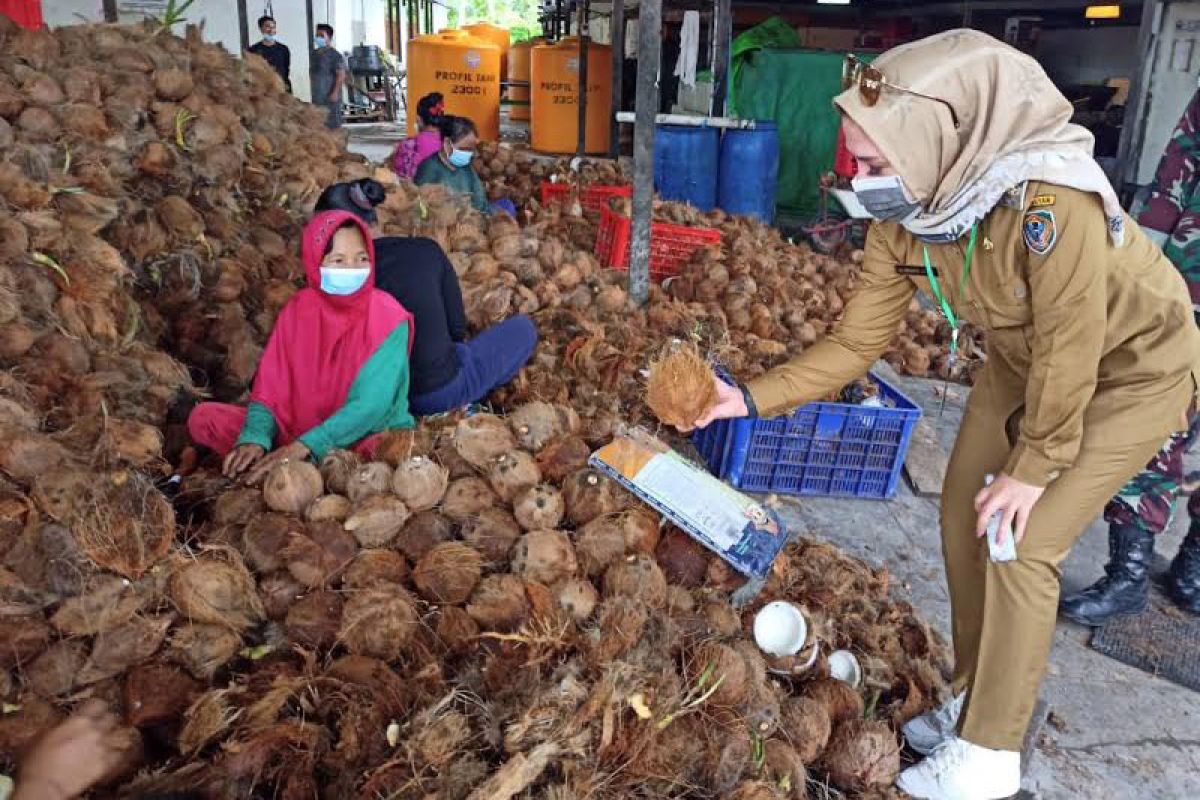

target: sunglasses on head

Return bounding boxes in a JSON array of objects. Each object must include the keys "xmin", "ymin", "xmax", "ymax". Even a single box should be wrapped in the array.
[{"xmin": 842, "ymin": 54, "xmax": 960, "ymax": 129}]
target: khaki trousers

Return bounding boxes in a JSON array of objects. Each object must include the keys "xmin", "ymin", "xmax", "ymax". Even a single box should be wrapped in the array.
[{"xmin": 939, "ymin": 399, "xmax": 1164, "ymax": 751}]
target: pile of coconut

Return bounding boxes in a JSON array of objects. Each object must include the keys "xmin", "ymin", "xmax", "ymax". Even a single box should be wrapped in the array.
[
  {"xmin": 0, "ymin": 18, "xmax": 956, "ymax": 797},
  {"xmin": 472, "ymin": 139, "xmax": 629, "ymax": 213}
]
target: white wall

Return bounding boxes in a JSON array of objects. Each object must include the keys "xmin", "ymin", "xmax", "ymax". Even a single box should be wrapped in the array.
[{"xmin": 1137, "ymin": 1, "xmax": 1200, "ymax": 182}]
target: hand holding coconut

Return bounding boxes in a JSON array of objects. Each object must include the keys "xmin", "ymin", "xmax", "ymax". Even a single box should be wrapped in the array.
[
  {"xmin": 243, "ymin": 441, "xmax": 311, "ymax": 486},
  {"xmin": 223, "ymin": 443, "xmax": 266, "ymax": 479},
  {"xmin": 687, "ymin": 377, "xmax": 750, "ymax": 431}
]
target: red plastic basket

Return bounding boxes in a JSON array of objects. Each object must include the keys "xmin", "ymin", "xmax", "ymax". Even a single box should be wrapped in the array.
[
  {"xmin": 594, "ymin": 206, "xmax": 722, "ymax": 280},
  {"xmin": 540, "ymin": 181, "xmax": 632, "ymax": 213}
]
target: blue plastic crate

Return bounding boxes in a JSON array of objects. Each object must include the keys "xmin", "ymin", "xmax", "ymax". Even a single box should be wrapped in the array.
[{"xmin": 692, "ymin": 372, "xmax": 922, "ymax": 499}]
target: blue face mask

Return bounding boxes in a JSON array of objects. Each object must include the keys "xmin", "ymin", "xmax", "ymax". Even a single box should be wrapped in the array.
[
  {"xmin": 314, "ymin": 35, "xmax": 328, "ymax": 48},
  {"xmin": 319, "ymin": 266, "xmax": 369, "ymax": 295},
  {"xmin": 263, "ymin": 33, "xmax": 276, "ymax": 43},
  {"xmin": 448, "ymin": 148, "xmax": 474, "ymax": 168}
]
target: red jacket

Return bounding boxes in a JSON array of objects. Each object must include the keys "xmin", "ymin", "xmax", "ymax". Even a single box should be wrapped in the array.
[{"xmin": 0, "ymin": 0, "xmax": 43, "ymax": 29}]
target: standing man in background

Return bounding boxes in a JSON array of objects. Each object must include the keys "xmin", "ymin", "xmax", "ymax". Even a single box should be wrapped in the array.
[
  {"xmin": 310, "ymin": 23, "xmax": 346, "ymax": 129},
  {"xmin": 247, "ymin": 15, "xmax": 292, "ymax": 93}
]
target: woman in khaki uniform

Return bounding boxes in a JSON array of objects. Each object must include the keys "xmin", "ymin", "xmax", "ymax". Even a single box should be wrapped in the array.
[{"xmin": 688, "ymin": 30, "xmax": 1200, "ymax": 800}]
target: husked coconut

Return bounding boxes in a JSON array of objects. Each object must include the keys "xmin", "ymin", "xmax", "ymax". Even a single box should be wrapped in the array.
[
  {"xmin": 459, "ymin": 507, "xmax": 522, "ymax": 563},
  {"xmin": 392, "ymin": 456, "xmax": 449, "ymax": 511},
  {"xmin": 343, "ymin": 549, "xmax": 409, "ymax": 589},
  {"xmin": 804, "ymin": 678, "xmax": 864, "ymax": 726},
  {"xmin": 687, "ymin": 642, "xmax": 749, "ymax": 707},
  {"xmin": 466, "ymin": 574, "xmax": 529, "ymax": 632},
  {"xmin": 453, "ymin": 414, "xmax": 516, "ymax": 469},
  {"xmin": 554, "ymin": 578, "xmax": 598, "ymax": 622},
  {"xmin": 512, "ymin": 484, "xmax": 565, "ymax": 531},
  {"xmin": 396, "ymin": 510, "xmax": 455, "ymax": 561},
  {"xmin": 562, "ymin": 468, "xmax": 627, "ymax": 527},
  {"xmin": 487, "ymin": 450, "xmax": 541, "ymax": 502},
  {"xmin": 169, "ymin": 552, "xmax": 264, "ymax": 631},
  {"xmin": 262, "ymin": 461, "xmax": 323, "ymax": 515},
  {"xmin": 603, "ymin": 554, "xmax": 667, "ymax": 609},
  {"xmin": 535, "ymin": 435, "xmax": 591, "ymax": 483},
  {"xmin": 319, "ymin": 450, "xmax": 361, "ymax": 495},
  {"xmin": 241, "ymin": 513, "xmax": 301, "ymax": 573},
  {"xmin": 412, "ymin": 542, "xmax": 483, "ymax": 604},
  {"xmin": 821, "ymin": 719, "xmax": 900, "ymax": 792},
  {"xmin": 779, "ymin": 697, "xmax": 831, "ymax": 765},
  {"xmin": 512, "ymin": 529, "xmax": 577, "ymax": 585},
  {"xmin": 435, "ymin": 605, "xmax": 480, "ymax": 653},
  {"xmin": 305, "ymin": 494, "xmax": 351, "ymax": 523},
  {"xmin": 441, "ymin": 477, "xmax": 498, "ymax": 523},
  {"xmin": 343, "ymin": 494, "xmax": 410, "ymax": 547},
  {"xmin": 508, "ymin": 402, "xmax": 580, "ymax": 451},
  {"xmin": 345, "ymin": 462, "xmax": 393, "ymax": 504}
]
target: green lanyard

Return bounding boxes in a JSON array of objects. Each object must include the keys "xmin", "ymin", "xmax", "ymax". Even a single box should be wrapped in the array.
[{"xmin": 921, "ymin": 225, "xmax": 978, "ymax": 360}]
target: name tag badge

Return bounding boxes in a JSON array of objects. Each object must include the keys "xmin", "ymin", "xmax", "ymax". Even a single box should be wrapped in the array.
[{"xmin": 896, "ymin": 264, "xmax": 936, "ymax": 276}]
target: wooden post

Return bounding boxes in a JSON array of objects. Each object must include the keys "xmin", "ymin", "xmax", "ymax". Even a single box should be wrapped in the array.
[
  {"xmin": 609, "ymin": 0, "xmax": 625, "ymax": 157},
  {"xmin": 630, "ymin": 0, "xmax": 662, "ymax": 306},
  {"xmin": 710, "ymin": 0, "xmax": 732, "ymax": 117},
  {"xmin": 576, "ymin": 1, "xmax": 590, "ymax": 157},
  {"xmin": 102, "ymin": 0, "xmax": 118, "ymax": 23},
  {"xmin": 237, "ymin": 0, "xmax": 250, "ymax": 52}
]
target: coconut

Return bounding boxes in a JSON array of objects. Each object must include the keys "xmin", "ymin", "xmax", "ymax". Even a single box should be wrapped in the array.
[
  {"xmin": 319, "ymin": 450, "xmax": 361, "ymax": 495},
  {"xmin": 620, "ymin": 509, "xmax": 661, "ymax": 555},
  {"xmin": 395, "ymin": 510, "xmax": 455, "ymax": 562},
  {"xmin": 512, "ymin": 484, "xmax": 565, "ymax": 531},
  {"xmin": 122, "ymin": 660, "xmax": 202, "ymax": 729},
  {"xmin": 154, "ymin": 67, "xmax": 194, "ymax": 101},
  {"xmin": 554, "ymin": 578, "xmax": 598, "ymax": 623},
  {"xmin": 343, "ymin": 494, "xmax": 410, "ymax": 547},
  {"xmin": 212, "ymin": 488, "xmax": 266, "ymax": 526},
  {"xmin": 466, "ymin": 574, "xmax": 529, "ymax": 632},
  {"xmin": 343, "ymin": 549, "xmax": 410, "ymax": 589},
  {"xmin": 587, "ymin": 597, "xmax": 648, "ymax": 664},
  {"xmin": 345, "ymin": 461, "xmax": 393, "ymax": 504},
  {"xmin": 512, "ymin": 529, "xmax": 578, "ymax": 585},
  {"xmin": 821, "ymin": 719, "xmax": 900, "ymax": 792},
  {"xmin": 656, "ymin": 526, "xmax": 712, "ymax": 588},
  {"xmin": 412, "ymin": 542, "xmax": 483, "ymax": 604},
  {"xmin": 282, "ymin": 521, "xmax": 358, "ymax": 588},
  {"xmin": 441, "ymin": 477, "xmax": 499, "ymax": 523},
  {"xmin": 487, "ymin": 450, "xmax": 541, "ymax": 502},
  {"xmin": 779, "ymin": 696, "xmax": 832, "ymax": 765},
  {"xmin": 436, "ymin": 605, "xmax": 481, "ymax": 654},
  {"xmin": 392, "ymin": 456, "xmax": 449, "ymax": 511},
  {"xmin": 562, "ymin": 468, "xmax": 628, "ymax": 527},
  {"xmin": 804, "ymin": 678, "xmax": 864, "ymax": 726},
  {"xmin": 241, "ymin": 512, "xmax": 301, "ymax": 573},
  {"xmin": 453, "ymin": 413, "xmax": 516, "ymax": 469},
  {"xmin": 508, "ymin": 402, "xmax": 581, "ymax": 451},
  {"xmin": 169, "ymin": 551, "xmax": 264, "ymax": 631},
  {"xmin": 26, "ymin": 640, "xmax": 86, "ymax": 698},
  {"xmin": 374, "ymin": 428, "xmax": 435, "ymax": 466},
  {"xmin": 49, "ymin": 576, "xmax": 149, "ymax": 637},
  {"xmin": 434, "ymin": 434, "xmax": 476, "ymax": 480},
  {"xmin": 77, "ymin": 614, "xmax": 174, "ymax": 685},
  {"xmin": 535, "ymin": 435, "xmax": 591, "ymax": 483},
  {"xmin": 262, "ymin": 461, "xmax": 323, "ymax": 515},
  {"xmin": 575, "ymin": 515, "xmax": 627, "ymax": 578},
  {"xmin": 285, "ymin": 590, "xmax": 345, "ymax": 651},
  {"xmin": 339, "ymin": 588, "xmax": 419, "ymax": 661},
  {"xmin": 645, "ymin": 342, "xmax": 719, "ymax": 428},
  {"xmin": 603, "ymin": 554, "xmax": 667, "ymax": 609},
  {"xmin": 258, "ymin": 572, "xmax": 303, "ymax": 620},
  {"xmin": 459, "ymin": 507, "xmax": 521, "ymax": 563},
  {"xmin": 687, "ymin": 642, "xmax": 749, "ymax": 707},
  {"xmin": 306, "ymin": 494, "xmax": 351, "ymax": 522},
  {"xmin": 701, "ymin": 600, "xmax": 742, "ymax": 638}
]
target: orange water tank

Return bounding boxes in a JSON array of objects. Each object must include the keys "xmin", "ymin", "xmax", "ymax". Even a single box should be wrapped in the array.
[
  {"xmin": 465, "ymin": 22, "xmax": 510, "ymax": 78},
  {"xmin": 531, "ymin": 37, "xmax": 612, "ymax": 154},
  {"xmin": 507, "ymin": 38, "xmax": 540, "ymax": 122},
  {"xmin": 406, "ymin": 30, "xmax": 501, "ymax": 140}
]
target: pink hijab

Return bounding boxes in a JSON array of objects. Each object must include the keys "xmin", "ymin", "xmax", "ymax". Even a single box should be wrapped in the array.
[{"xmin": 249, "ymin": 210, "xmax": 414, "ymax": 444}]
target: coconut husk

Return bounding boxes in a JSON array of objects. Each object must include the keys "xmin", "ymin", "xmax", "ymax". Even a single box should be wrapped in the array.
[
  {"xmin": 535, "ymin": 435, "xmax": 591, "ymax": 483},
  {"xmin": 575, "ymin": 515, "xmax": 627, "ymax": 578},
  {"xmin": 97, "ymin": 418, "xmax": 163, "ymax": 466},
  {"xmin": 343, "ymin": 548, "xmax": 409, "ymax": 589},
  {"xmin": 241, "ymin": 512, "xmax": 302, "ymax": 574},
  {"xmin": 49, "ymin": 574, "xmax": 152, "ymax": 636},
  {"xmin": 345, "ymin": 461, "xmax": 393, "ymax": 504},
  {"xmin": 688, "ymin": 642, "xmax": 748, "ymax": 707},
  {"xmin": 262, "ymin": 461, "xmax": 323, "ymax": 515},
  {"xmin": 343, "ymin": 494, "xmax": 410, "ymax": 547},
  {"xmin": 258, "ymin": 572, "xmax": 303, "ymax": 621},
  {"xmin": 78, "ymin": 613, "xmax": 174, "ymax": 685},
  {"xmin": 124, "ymin": 660, "xmax": 202, "ymax": 728},
  {"xmin": 804, "ymin": 678, "xmax": 864, "ymax": 726},
  {"xmin": 554, "ymin": 577, "xmax": 598, "ymax": 623},
  {"xmin": 68, "ymin": 471, "xmax": 174, "ymax": 581},
  {"xmin": 285, "ymin": 590, "xmax": 345, "ymax": 651},
  {"xmin": 488, "ymin": 450, "xmax": 542, "ymax": 502},
  {"xmin": 562, "ymin": 468, "xmax": 628, "ymax": 527},
  {"xmin": 442, "ymin": 477, "xmax": 500, "ymax": 523},
  {"xmin": 467, "ymin": 574, "xmax": 529, "ymax": 632},
  {"xmin": 0, "ymin": 613, "xmax": 51, "ymax": 669},
  {"xmin": 512, "ymin": 484, "xmax": 565, "ymax": 531},
  {"xmin": 305, "ymin": 493, "xmax": 351, "ymax": 523},
  {"xmin": 325, "ymin": 655, "xmax": 408, "ymax": 711},
  {"xmin": 392, "ymin": 455, "xmax": 449, "ymax": 511},
  {"xmin": 412, "ymin": 542, "xmax": 484, "ymax": 605},
  {"xmin": 169, "ymin": 549, "xmax": 265, "ymax": 631},
  {"xmin": 31, "ymin": 468, "xmax": 90, "ymax": 520},
  {"xmin": 212, "ymin": 488, "xmax": 266, "ymax": 526},
  {"xmin": 454, "ymin": 413, "xmax": 517, "ymax": 469},
  {"xmin": 727, "ymin": 781, "xmax": 785, "ymax": 800},
  {"xmin": 779, "ymin": 696, "xmax": 831, "ymax": 765},
  {"xmin": 587, "ymin": 596, "xmax": 647, "ymax": 664},
  {"xmin": 26, "ymin": 639, "xmax": 87, "ymax": 698},
  {"xmin": 512, "ymin": 529, "xmax": 578, "ymax": 585},
  {"xmin": 459, "ymin": 506, "xmax": 522, "ymax": 563},
  {"xmin": 645, "ymin": 342, "xmax": 719, "ymax": 428},
  {"xmin": 374, "ymin": 427, "xmax": 435, "ymax": 466},
  {"xmin": 395, "ymin": 509, "xmax": 455, "ymax": 562},
  {"xmin": 282, "ymin": 520, "xmax": 358, "ymax": 588},
  {"xmin": 435, "ymin": 605, "xmax": 481, "ymax": 654},
  {"xmin": 603, "ymin": 554, "xmax": 667, "ymax": 609},
  {"xmin": 702, "ymin": 600, "xmax": 742, "ymax": 637},
  {"xmin": 168, "ymin": 622, "xmax": 242, "ymax": 681},
  {"xmin": 821, "ymin": 719, "xmax": 900, "ymax": 792},
  {"xmin": 319, "ymin": 450, "xmax": 362, "ymax": 495},
  {"xmin": 508, "ymin": 402, "xmax": 580, "ymax": 451},
  {"xmin": 338, "ymin": 588, "xmax": 419, "ymax": 661}
]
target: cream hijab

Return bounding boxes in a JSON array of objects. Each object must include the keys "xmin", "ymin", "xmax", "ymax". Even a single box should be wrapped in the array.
[{"xmin": 835, "ymin": 29, "xmax": 1125, "ymax": 245}]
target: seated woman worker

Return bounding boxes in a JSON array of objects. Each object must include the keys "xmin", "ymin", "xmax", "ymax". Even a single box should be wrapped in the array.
[
  {"xmin": 188, "ymin": 210, "xmax": 415, "ymax": 482},
  {"xmin": 315, "ymin": 179, "xmax": 536, "ymax": 415},
  {"xmin": 682, "ymin": 30, "xmax": 1200, "ymax": 800},
  {"xmin": 413, "ymin": 115, "xmax": 517, "ymax": 217}
]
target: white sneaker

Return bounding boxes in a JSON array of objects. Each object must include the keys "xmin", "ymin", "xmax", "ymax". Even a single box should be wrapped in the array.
[
  {"xmin": 896, "ymin": 737, "xmax": 1021, "ymax": 800},
  {"xmin": 902, "ymin": 692, "xmax": 965, "ymax": 756}
]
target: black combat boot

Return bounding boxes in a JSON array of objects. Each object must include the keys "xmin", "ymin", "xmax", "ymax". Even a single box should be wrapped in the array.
[
  {"xmin": 1166, "ymin": 524, "xmax": 1200, "ymax": 615},
  {"xmin": 1060, "ymin": 524, "xmax": 1154, "ymax": 626}
]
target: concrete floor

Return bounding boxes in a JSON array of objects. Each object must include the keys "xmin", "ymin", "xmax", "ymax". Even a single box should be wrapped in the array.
[{"xmin": 775, "ymin": 365, "xmax": 1200, "ymax": 800}]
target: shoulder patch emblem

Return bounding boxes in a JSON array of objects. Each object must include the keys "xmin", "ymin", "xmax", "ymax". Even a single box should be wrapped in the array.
[
  {"xmin": 1023, "ymin": 209, "xmax": 1057, "ymax": 255},
  {"xmin": 1029, "ymin": 194, "xmax": 1056, "ymax": 208}
]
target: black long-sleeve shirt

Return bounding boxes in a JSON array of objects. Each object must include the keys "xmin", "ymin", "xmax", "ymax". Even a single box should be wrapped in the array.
[
  {"xmin": 373, "ymin": 236, "xmax": 467, "ymax": 395},
  {"xmin": 248, "ymin": 40, "xmax": 292, "ymax": 93}
]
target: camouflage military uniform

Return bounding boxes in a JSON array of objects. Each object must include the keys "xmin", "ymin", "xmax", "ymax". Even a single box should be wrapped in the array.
[{"xmin": 1101, "ymin": 90, "xmax": 1200, "ymax": 537}]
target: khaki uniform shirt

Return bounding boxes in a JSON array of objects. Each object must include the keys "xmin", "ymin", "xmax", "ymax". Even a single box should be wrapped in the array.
[{"xmin": 747, "ymin": 182, "xmax": 1200, "ymax": 487}]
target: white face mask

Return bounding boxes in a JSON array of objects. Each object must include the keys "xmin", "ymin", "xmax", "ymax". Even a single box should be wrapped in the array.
[{"xmin": 851, "ymin": 175, "xmax": 921, "ymax": 222}]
